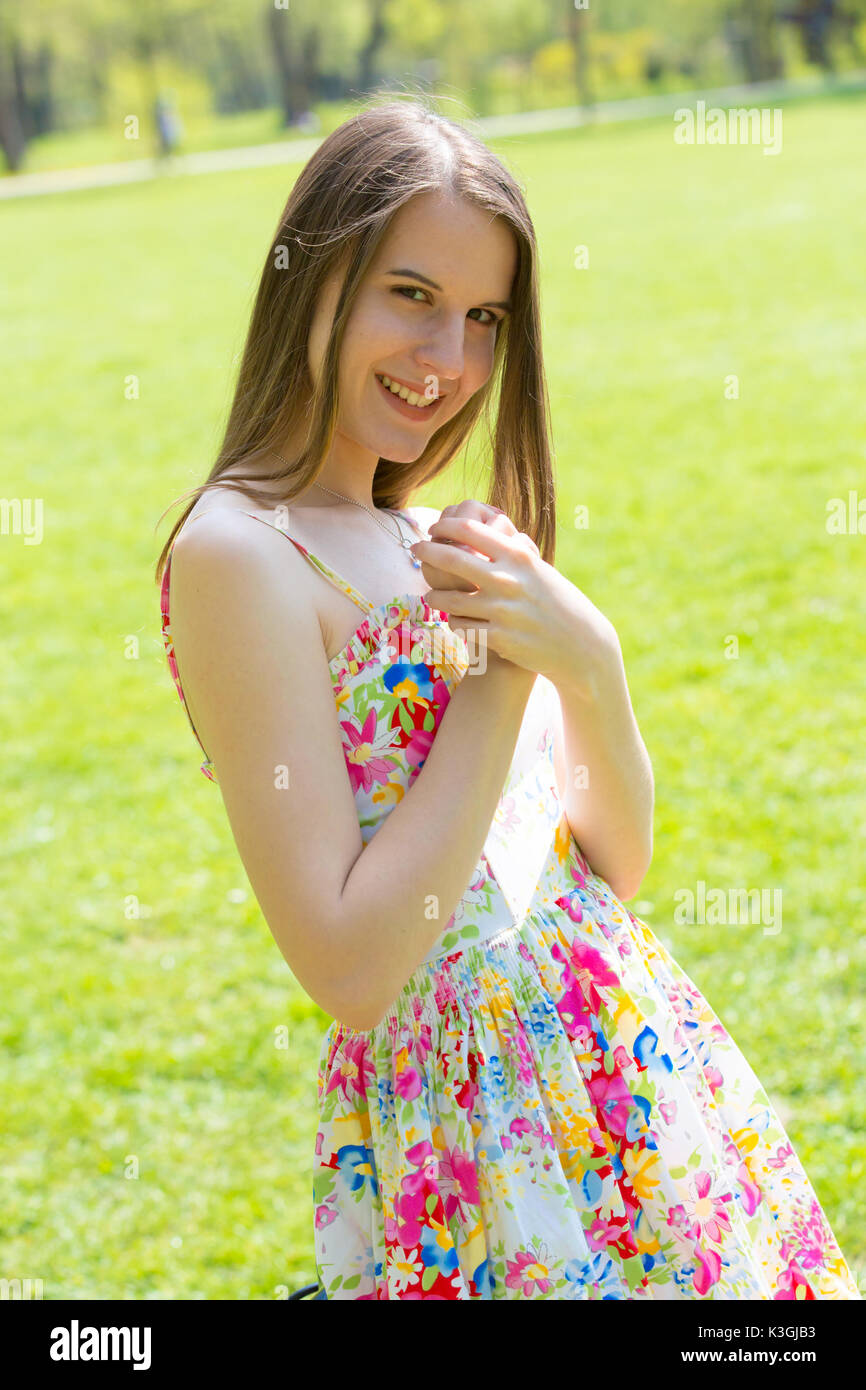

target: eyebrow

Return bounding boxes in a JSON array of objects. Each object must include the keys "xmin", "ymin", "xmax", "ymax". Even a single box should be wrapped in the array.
[{"xmin": 384, "ymin": 267, "xmax": 512, "ymax": 312}]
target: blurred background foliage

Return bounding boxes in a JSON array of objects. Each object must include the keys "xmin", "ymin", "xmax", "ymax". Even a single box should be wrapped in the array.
[{"xmin": 2, "ymin": 0, "xmax": 866, "ymax": 172}]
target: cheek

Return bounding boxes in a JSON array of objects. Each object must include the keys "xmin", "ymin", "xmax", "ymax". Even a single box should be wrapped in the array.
[
  {"xmin": 464, "ymin": 334, "xmax": 498, "ymax": 388},
  {"xmin": 347, "ymin": 292, "xmax": 408, "ymax": 349}
]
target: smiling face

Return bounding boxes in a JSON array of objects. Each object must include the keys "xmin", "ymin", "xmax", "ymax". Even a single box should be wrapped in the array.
[{"xmin": 308, "ymin": 190, "xmax": 518, "ymax": 468}]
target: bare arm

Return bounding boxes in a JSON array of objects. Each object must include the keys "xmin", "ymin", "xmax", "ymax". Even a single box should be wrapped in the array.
[
  {"xmin": 334, "ymin": 652, "xmax": 535, "ymax": 1027},
  {"xmin": 166, "ymin": 513, "xmax": 535, "ymax": 1032}
]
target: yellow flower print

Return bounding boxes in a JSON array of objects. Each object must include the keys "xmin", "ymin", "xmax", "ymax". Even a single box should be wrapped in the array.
[
  {"xmin": 611, "ymin": 992, "xmax": 644, "ymax": 1049},
  {"xmin": 621, "ymin": 1145, "xmax": 664, "ymax": 1200},
  {"xmin": 372, "ymin": 780, "xmax": 405, "ymax": 809},
  {"xmin": 491, "ymin": 1168, "xmax": 510, "ymax": 1202},
  {"xmin": 554, "ymin": 815, "xmax": 572, "ymax": 863}
]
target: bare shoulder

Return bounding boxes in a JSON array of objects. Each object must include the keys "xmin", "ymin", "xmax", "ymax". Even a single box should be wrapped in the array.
[
  {"xmin": 172, "ymin": 505, "xmax": 304, "ymax": 578},
  {"xmin": 168, "ymin": 507, "xmax": 324, "ymax": 656}
]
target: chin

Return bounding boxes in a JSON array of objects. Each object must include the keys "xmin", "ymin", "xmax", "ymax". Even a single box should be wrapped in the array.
[{"xmin": 361, "ymin": 431, "xmax": 432, "ymax": 464}]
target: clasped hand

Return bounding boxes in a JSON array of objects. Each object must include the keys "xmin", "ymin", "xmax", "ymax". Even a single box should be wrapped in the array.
[{"xmin": 410, "ymin": 499, "xmax": 621, "ymax": 697}]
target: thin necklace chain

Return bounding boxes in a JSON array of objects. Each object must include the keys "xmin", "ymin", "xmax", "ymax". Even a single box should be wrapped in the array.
[{"xmin": 273, "ymin": 454, "xmax": 422, "ymax": 570}]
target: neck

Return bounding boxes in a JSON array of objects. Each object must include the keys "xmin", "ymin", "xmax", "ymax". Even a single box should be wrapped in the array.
[
  {"xmin": 273, "ymin": 419, "xmax": 382, "ymax": 510},
  {"xmin": 312, "ymin": 479, "xmax": 377, "ymax": 510}
]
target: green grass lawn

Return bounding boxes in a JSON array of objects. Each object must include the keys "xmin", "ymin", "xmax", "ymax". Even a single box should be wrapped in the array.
[{"xmin": 2, "ymin": 92, "xmax": 864, "ymax": 1299}]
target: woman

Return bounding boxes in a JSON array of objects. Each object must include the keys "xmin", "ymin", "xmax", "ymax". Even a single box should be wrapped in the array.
[{"xmin": 155, "ymin": 98, "xmax": 860, "ymax": 1300}]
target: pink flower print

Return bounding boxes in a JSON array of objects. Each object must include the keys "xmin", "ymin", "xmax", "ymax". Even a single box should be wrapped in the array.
[
  {"xmin": 569, "ymin": 859, "xmax": 590, "ymax": 892},
  {"xmin": 586, "ymin": 1214, "xmax": 624, "ymax": 1253},
  {"xmin": 684, "ymin": 1169, "xmax": 733, "ymax": 1248},
  {"xmin": 659, "ymin": 1098, "xmax": 678, "ymax": 1126},
  {"xmin": 556, "ymin": 978, "xmax": 594, "ymax": 1038},
  {"xmin": 390, "ymin": 1183, "xmax": 429, "ymax": 1249},
  {"xmin": 571, "ymin": 851, "xmax": 592, "ymax": 887},
  {"xmin": 790, "ymin": 1199, "xmax": 832, "ymax": 1272},
  {"xmin": 505, "ymin": 1243, "xmax": 556, "ymax": 1297},
  {"xmin": 693, "ymin": 1244, "xmax": 723, "ymax": 1296},
  {"xmin": 768, "ymin": 1140, "xmax": 795, "ymax": 1171},
  {"xmin": 437, "ymin": 1146, "xmax": 481, "ymax": 1223},
  {"xmin": 391, "ymin": 1156, "xmax": 448, "ymax": 1249},
  {"xmin": 339, "ymin": 707, "xmax": 395, "ymax": 794},
  {"xmin": 405, "ymin": 1138, "xmax": 436, "ymax": 1171},
  {"xmin": 773, "ymin": 1262, "xmax": 816, "ymax": 1299},
  {"xmin": 512, "ymin": 1023, "xmax": 536, "ymax": 1086},
  {"xmin": 736, "ymin": 1160, "xmax": 763, "ymax": 1219},
  {"xmin": 324, "ymin": 1034, "xmax": 376, "ymax": 1103},
  {"xmin": 666, "ymin": 1203, "xmax": 697, "ymax": 1241},
  {"xmin": 495, "ymin": 794, "xmax": 519, "ymax": 834},
  {"xmin": 403, "ymin": 724, "xmax": 435, "ymax": 771},
  {"xmin": 394, "ymin": 1045, "xmax": 423, "ymax": 1102},
  {"xmin": 704, "ymin": 1064, "xmax": 724, "ymax": 1097},
  {"xmin": 562, "ymin": 939, "xmax": 622, "ymax": 1015},
  {"xmin": 314, "ymin": 1192, "xmax": 339, "ymax": 1230},
  {"xmin": 555, "ymin": 891, "xmax": 584, "ymax": 925},
  {"xmin": 588, "ymin": 1071, "xmax": 637, "ymax": 1137}
]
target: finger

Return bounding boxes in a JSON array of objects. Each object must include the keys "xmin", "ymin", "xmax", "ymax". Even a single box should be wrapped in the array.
[
  {"xmin": 451, "ymin": 500, "xmax": 505, "ymax": 521},
  {"xmin": 423, "ymin": 588, "xmax": 487, "ymax": 618},
  {"xmin": 412, "ymin": 536, "xmax": 491, "ymax": 590},
  {"xmin": 487, "ymin": 512, "xmax": 518, "ymax": 537},
  {"xmin": 439, "ymin": 500, "xmax": 510, "ymax": 537},
  {"xmin": 423, "ymin": 515, "xmax": 515, "ymax": 564},
  {"xmin": 419, "ymin": 559, "xmax": 478, "ymax": 593},
  {"xmin": 433, "ymin": 501, "xmax": 505, "ymax": 547}
]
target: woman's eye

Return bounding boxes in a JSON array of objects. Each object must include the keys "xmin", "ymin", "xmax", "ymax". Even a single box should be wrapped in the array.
[
  {"xmin": 394, "ymin": 285, "xmax": 428, "ymax": 304},
  {"xmin": 394, "ymin": 286, "xmax": 499, "ymax": 327}
]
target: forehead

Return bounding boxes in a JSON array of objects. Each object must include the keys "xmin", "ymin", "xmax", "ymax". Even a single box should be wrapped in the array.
[{"xmin": 371, "ymin": 190, "xmax": 518, "ymax": 294}]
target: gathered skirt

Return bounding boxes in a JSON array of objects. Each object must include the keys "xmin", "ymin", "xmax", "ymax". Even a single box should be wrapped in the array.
[{"xmin": 311, "ymin": 886, "xmax": 860, "ymax": 1300}]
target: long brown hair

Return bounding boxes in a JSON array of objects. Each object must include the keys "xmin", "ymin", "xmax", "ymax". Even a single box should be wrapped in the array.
[{"xmin": 154, "ymin": 94, "xmax": 556, "ymax": 584}]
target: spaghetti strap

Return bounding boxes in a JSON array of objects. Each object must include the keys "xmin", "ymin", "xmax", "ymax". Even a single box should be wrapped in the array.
[
  {"xmin": 160, "ymin": 521, "xmax": 218, "ymax": 782},
  {"xmin": 240, "ymin": 508, "xmax": 427, "ymax": 616},
  {"xmin": 239, "ymin": 513, "xmax": 376, "ymax": 617}
]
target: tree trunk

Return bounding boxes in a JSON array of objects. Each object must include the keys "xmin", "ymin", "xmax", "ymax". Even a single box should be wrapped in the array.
[
  {"xmin": 30, "ymin": 40, "xmax": 55, "ymax": 136},
  {"xmin": 301, "ymin": 26, "xmax": 320, "ymax": 107},
  {"xmin": 267, "ymin": 2, "xmax": 299, "ymax": 125},
  {"xmin": 729, "ymin": 0, "xmax": 786, "ymax": 82},
  {"xmin": 0, "ymin": 27, "xmax": 26, "ymax": 170},
  {"xmin": 358, "ymin": 0, "xmax": 388, "ymax": 95},
  {"xmin": 566, "ymin": 4, "xmax": 594, "ymax": 109}
]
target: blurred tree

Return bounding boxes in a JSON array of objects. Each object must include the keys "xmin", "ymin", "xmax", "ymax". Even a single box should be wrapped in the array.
[
  {"xmin": 779, "ymin": 1, "xmax": 866, "ymax": 71},
  {"xmin": 358, "ymin": 0, "xmax": 389, "ymax": 94},
  {"xmin": 267, "ymin": 2, "xmax": 311, "ymax": 125},
  {"xmin": 0, "ymin": 36, "xmax": 26, "ymax": 169},
  {"xmin": 724, "ymin": 0, "xmax": 786, "ymax": 81},
  {"xmin": 12, "ymin": 37, "xmax": 55, "ymax": 138},
  {"xmin": 3, "ymin": 0, "xmax": 866, "ymax": 173},
  {"xmin": 566, "ymin": 0, "xmax": 594, "ymax": 108}
]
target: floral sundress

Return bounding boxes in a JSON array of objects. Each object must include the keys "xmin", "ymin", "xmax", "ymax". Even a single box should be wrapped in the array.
[{"xmin": 160, "ymin": 504, "xmax": 861, "ymax": 1301}]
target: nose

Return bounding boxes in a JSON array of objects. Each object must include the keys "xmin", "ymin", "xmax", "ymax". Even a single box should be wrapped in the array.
[{"xmin": 413, "ymin": 313, "xmax": 466, "ymax": 389}]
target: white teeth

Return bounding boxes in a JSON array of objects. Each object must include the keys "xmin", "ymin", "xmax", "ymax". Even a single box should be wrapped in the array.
[{"xmin": 379, "ymin": 374, "xmax": 437, "ymax": 408}]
